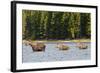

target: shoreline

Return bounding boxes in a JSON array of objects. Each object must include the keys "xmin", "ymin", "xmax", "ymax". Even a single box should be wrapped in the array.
[{"xmin": 23, "ymin": 39, "xmax": 91, "ymax": 43}]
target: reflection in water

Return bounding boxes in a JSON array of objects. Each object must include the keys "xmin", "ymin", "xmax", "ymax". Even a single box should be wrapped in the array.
[{"xmin": 22, "ymin": 42, "xmax": 91, "ymax": 63}]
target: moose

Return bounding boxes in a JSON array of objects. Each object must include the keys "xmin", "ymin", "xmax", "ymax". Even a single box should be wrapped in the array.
[
  {"xmin": 23, "ymin": 40, "xmax": 46, "ymax": 52},
  {"xmin": 56, "ymin": 43, "xmax": 69, "ymax": 50},
  {"xmin": 77, "ymin": 42, "xmax": 88, "ymax": 49}
]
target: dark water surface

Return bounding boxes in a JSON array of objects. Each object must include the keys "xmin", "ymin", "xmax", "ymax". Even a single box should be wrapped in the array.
[{"xmin": 22, "ymin": 42, "xmax": 91, "ymax": 63}]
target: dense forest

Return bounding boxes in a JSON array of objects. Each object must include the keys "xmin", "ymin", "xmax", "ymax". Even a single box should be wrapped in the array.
[{"xmin": 22, "ymin": 10, "xmax": 91, "ymax": 40}]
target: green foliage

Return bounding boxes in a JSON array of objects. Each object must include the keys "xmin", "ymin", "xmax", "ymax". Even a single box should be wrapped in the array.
[
  {"xmin": 80, "ymin": 13, "xmax": 91, "ymax": 38},
  {"xmin": 22, "ymin": 10, "xmax": 91, "ymax": 40}
]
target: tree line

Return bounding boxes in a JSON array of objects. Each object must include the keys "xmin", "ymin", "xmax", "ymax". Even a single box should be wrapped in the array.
[{"xmin": 22, "ymin": 10, "xmax": 91, "ymax": 40}]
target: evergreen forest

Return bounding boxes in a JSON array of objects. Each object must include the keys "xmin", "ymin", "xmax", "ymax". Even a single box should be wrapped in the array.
[{"xmin": 22, "ymin": 10, "xmax": 91, "ymax": 40}]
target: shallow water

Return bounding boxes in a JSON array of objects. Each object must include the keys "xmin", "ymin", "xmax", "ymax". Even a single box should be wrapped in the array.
[{"xmin": 22, "ymin": 42, "xmax": 91, "ymax": 63}]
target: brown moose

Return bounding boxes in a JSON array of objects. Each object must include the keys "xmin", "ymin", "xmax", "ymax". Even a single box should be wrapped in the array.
[{"xmin": 29, "ymin": 42, "xmax": 45, "ymax": 52}]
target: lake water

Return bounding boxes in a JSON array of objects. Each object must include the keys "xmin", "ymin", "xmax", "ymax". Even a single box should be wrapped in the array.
[{"xmin": 22, "ymin": 42, "xmax": 91, "ymax": 63}]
